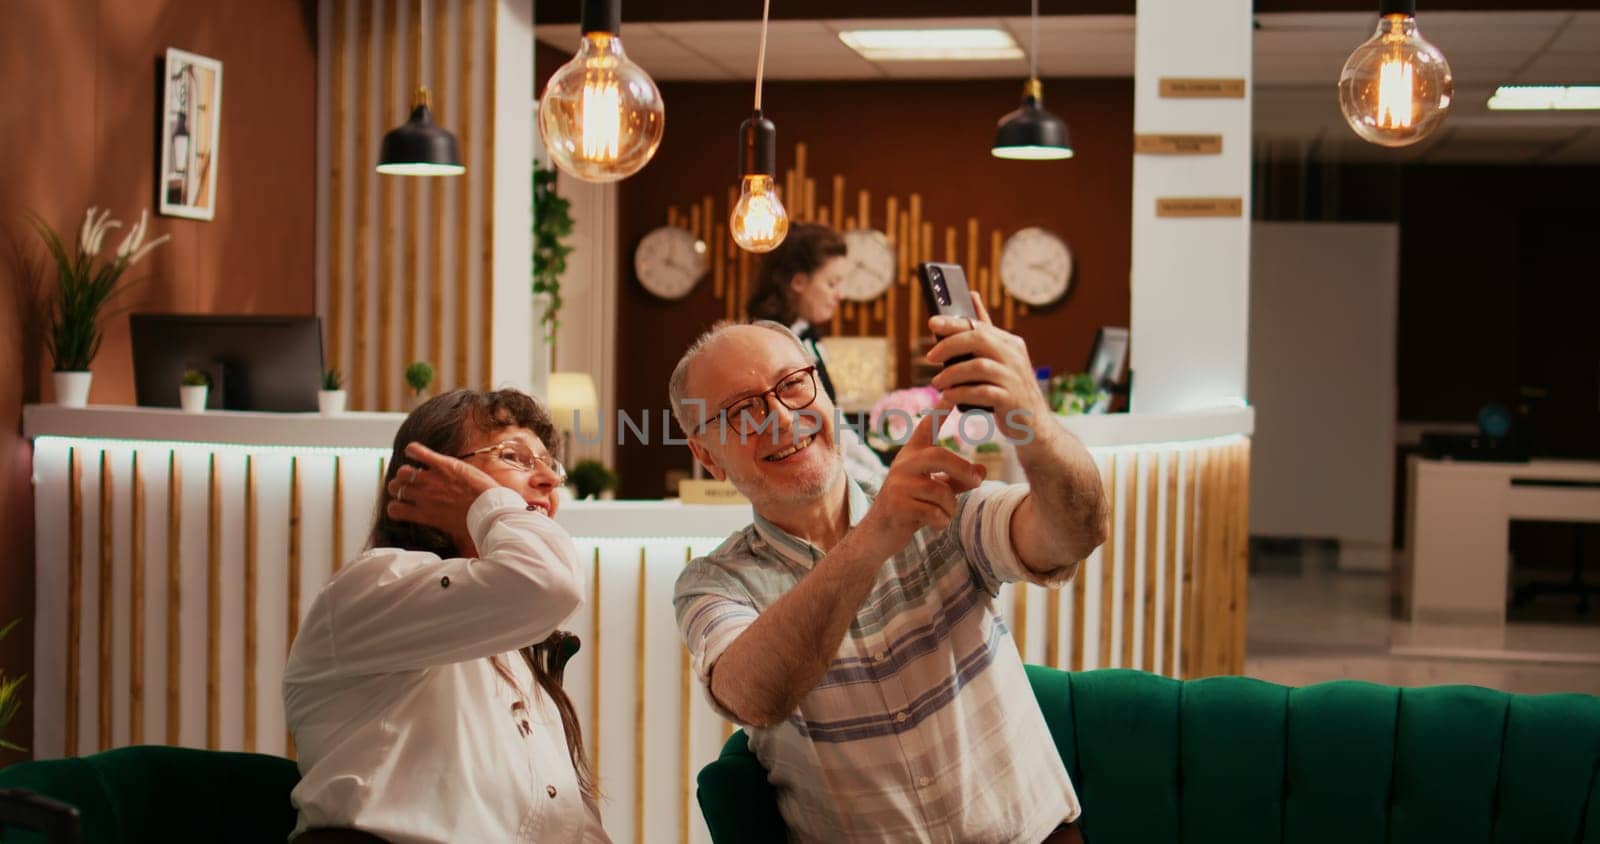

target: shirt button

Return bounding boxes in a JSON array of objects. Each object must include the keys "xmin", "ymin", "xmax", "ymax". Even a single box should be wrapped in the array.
[
  {"xmin": 917, "ymin": 776, "xmax": 932, "ymax": 788},
  {"xmin": 874, "ymin": 651, "xmax": 887, "ymax": 662},
  {"xmin": 547, "ymin": 785, "xmax": 558, "ymax": 798},
  {"xmin": 894, "ymin": 711, "xmax": 908, "ymax": 723}
]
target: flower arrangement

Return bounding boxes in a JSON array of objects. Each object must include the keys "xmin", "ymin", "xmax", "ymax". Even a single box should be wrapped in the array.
[
  {"xmin": 31, "ymin": 208, "xmax": 169, "ymax": 372},
  {"xmin": 866, "ymin": 386, "xmax": 992, "ymax": 454}
]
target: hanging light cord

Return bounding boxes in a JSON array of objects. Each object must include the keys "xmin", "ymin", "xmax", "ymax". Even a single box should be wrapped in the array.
[
  {"xmin": 1029, "ymin": 0, "xmax": 1040, "ymax": 82},
  {"xmin": 754, "ymin": 0, "xmax": 771, "ymax": 110}
]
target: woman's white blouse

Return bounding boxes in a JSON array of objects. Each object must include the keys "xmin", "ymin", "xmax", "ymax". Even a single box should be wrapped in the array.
[{"xmin": 284, "ymin": 487, "xmax": 609, "ymax": 843}]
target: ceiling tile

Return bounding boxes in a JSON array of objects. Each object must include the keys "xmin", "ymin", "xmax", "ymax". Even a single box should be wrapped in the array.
[{"xmin": 1514, "ymin": 51, "xmax": 1600, "ymax": 84}]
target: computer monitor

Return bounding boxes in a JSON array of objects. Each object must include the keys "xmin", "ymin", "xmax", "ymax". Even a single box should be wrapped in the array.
[
  {"xmin": 130, "ymin": 314, "xmax": 324, "ymax": 412},
  {"xmin": 1084, "ymin": 327, "xmax": 1130, "ymax": 413}
]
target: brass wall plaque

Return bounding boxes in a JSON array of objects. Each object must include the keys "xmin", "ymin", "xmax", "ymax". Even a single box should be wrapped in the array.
[
  {"xmin": 679, "ymin": 479, "xmax": 750, "ymax": 505},
  {"xmin": 1155, "ymin": 197, "xmax": 1244, "ymax": 218},
  {"xmin": 1135, "ymin": 133, "xmax": 1223, "ymax": 154},
  {"xmin": 1158, "ymin": 78, "xmax": 1247, "ymax": 98}
]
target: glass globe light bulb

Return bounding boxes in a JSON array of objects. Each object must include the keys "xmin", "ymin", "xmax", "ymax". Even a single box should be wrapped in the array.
[
  {"xmin": 1338, "ymin": 13, "xmax": 1453, "ymax": 148},
  {"xmin": 729, "ymin": 175, "xmax": 789, "ymax": 253},
  {"xmin": 538, "ymin": 32, "xmax": 664, "ymax": 183}
]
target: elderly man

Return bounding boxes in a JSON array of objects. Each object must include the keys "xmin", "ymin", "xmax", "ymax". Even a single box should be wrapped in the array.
[{"xmin": 669, "ymin": 293, "xmax": 1108, "ymax": 843}]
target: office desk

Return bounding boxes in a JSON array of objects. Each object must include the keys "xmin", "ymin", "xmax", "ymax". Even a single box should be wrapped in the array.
[{"xmin": 1404, "ymin": 456, "xmax": 1600, "ymax": 624}]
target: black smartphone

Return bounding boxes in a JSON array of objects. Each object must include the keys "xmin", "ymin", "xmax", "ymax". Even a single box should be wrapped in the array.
[{"xmin": 916, "ymin": 261, "xmax": 991, "ymax": 414}]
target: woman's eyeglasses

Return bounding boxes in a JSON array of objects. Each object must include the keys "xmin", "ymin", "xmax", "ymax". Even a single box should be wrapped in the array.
[
  {"xmin": 457, "ymin": 440, "xmax": 567, "ymax": 484},
  {"xmin": 694, "ymin": 366, "xmax": 819, "ymax": 437}
]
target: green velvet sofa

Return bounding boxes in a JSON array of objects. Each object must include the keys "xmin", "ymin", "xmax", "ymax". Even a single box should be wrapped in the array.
[{"xmin": 697, "ymin": 666, "xmax": 1600, "ymax": 843}]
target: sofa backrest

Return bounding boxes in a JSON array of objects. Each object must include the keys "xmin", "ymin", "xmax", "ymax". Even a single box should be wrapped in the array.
[
  {"xmin": 0, "ymin": 745, "xmax": 298, "ymax": 844},
  {"xmin": 698, "ymin": 666, "xmax": 1600, "ymax": 843}
]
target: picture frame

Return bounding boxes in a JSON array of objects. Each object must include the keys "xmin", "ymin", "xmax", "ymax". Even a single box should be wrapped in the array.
[{"xmin": 158, "ymin": 48, "xmax": 223, "ymax": 221}]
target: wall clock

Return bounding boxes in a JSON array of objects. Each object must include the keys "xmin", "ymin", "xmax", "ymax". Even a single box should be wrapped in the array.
[
  {"xmin": 634, "ymin": 226, "xmax": 708, "ymax": 300},
  {"xmin": 839, "ymin": 228, "xmax": 896, "ymax": 302},
  {"xmin": 999, "ymin": 226, "xmax": 1073, "ymax": 307}
]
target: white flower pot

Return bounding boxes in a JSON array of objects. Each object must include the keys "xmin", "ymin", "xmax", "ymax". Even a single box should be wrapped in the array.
[
  {"xmin": 53, "ymin": 371, "xmax": 92, "ymax": 408},
  {"xmin": 318, "ymin": 389, "xmax": 347, "ymax": 416},
  {"xmin": 179, "ymin": 385, "xmax": 209, "ymax": 414}
]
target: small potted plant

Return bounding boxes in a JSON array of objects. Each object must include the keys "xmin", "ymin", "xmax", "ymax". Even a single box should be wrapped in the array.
[
  {"xmin": 0, "ymin": 618, "xmax": 25, "ymax": 754},
  {"xmin": 31, "ymin": 207, "xmax": 170, "ymax": 407},
  {"xmin": 568, "ymin": 459, "xmax": 619, "ymax": 501},
  {"xmin": 404, "ymin": 361, "xmax": 435, "ymax": 408},
  {"xmin": 319, "ymin": 368, "xmax": 346, "ymax": 416},
  {"xmin": 1049, "ymin": 372, "xmax": 1110, "ymax": 416},
  {"xmin": 179, "ymin": 369, "xmax": 210, "ymax": 413}
]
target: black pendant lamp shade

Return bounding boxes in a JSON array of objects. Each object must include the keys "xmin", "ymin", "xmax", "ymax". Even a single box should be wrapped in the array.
[
  {"xmin": 377, "ymin": 88, "xmax": 464, "ymax": 176},
  {"xmin": 992, "ymin": 79, "xmax": 1073, "ymax": 160}
]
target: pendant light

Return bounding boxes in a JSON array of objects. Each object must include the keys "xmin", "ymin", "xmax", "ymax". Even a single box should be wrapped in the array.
[
  {"xmin": 992, "ymin": 0, "xmax": 1072, "ymax": 161},
  {"xmin": 538, "ymin": 0, "xmax": 665, "ymax": 183},
  {"xmin": 1338, "ymin": 0, "xmax": 1453, "ymax": 148},
  {"xmin": 729, "ymin": 0, "xmax": 789, "ymax": 253},
  {"xmin": 377, "ymin": 1, "xmax": 464, "ymax": 176}
]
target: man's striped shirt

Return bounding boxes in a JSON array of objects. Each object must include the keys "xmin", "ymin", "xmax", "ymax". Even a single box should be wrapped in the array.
[{"xmin": 674, "ymin": 478, "xmax": 1081, "ymax": 843}]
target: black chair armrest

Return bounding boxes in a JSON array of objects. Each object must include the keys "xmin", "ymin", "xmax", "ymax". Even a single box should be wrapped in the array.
[
  {"xmin": 0, "ymin": 788, "xmax": 82, "ymax": 844},
  {"xmin": 531, "ymin": 630, "xmax": 581, "ymax": 687}
]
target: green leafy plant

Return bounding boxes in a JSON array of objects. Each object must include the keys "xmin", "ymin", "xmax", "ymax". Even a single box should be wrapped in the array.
[
  {"xmin": 0, "ymin": 618, "xmax": 26, "ymax": 752},
  {"xmin": 404, "ymin": 361, "xmax": 435, "ymax": 396},
  {"xmin": 30, "ymin": 208, "xmax": 170, "ymax": 372},
  {"xmin": 568, "ymin": 459, "xmax": 618, "ymax": 500},
  {"xmin": 1049, "ymin": 372, "xmax": 1110, "ymax": 416},
  {"xmin": 975, "ymin": 441, "xmax": 1003, "ymax": 455},
  {"xmin": 532, "ymin": 164, "xmax": 574, "ymax": 344},
  {"xmin": 180, "ymin": 369, "xmax": 209, "ymax": 387},
  {"xmin": 321, "ymin": 368, "xmax": 344, "ymax": 391}
]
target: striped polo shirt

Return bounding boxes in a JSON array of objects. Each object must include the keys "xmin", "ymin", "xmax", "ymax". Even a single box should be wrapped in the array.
[{"xmin": 674, "ymin": 478, "xmax": 1081, "ymax": 843}]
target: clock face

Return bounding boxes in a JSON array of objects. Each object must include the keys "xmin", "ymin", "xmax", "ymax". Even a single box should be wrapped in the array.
[
  {"xmin": 839, "ymin": 228, "xmax": 896, "ymax": 302},
  {"xmin": 634, "ymin": 226, "xmax": 708, "ymax": 300},
  {"xmin": 1000, "ymin": 227, "xmax": 1073, "ymax": 307}
]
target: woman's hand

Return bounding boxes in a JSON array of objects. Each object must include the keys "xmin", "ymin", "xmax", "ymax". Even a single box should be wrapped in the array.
[{"xmin": 385, "ymin": 442, "xmax": 500, "ymax": 542}]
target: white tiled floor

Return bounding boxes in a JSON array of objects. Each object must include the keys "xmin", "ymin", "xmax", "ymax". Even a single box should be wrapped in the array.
[{"xmin": 1244, "ymin": 564, "xmax": 1600, "ymax": 696}]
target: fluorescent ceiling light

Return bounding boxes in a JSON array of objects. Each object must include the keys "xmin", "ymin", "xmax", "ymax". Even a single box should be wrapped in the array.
[
  {"xmin": 1487, "ymin": 85, "xmax": 1600, "ymax": 111},
  {"xmin": 838, "ymin": 28, "xmax": 1023, "ymax": 62}
]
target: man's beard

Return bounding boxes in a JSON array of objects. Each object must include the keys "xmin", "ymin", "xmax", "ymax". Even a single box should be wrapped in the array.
[{"xmin": 724, "ymin": 442, "xmax": 844, "ymax": 511}]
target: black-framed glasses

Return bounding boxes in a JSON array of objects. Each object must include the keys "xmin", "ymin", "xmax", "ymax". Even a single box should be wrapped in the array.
[
  {"xmin": 694, "ymin": 366, "xmax": 819, "ymax": 437},
  {"xmin": 457, "ymin": 440, "xmax": 567, "ymax": 484}
]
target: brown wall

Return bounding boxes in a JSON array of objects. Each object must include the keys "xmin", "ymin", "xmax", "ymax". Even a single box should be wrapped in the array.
[
  {"xmin": 0, "ymin": 0, "xmax": 317, "ymax": 764},
  {"xmin": 612, "ymin": 78, "xmax": 1133, "ymax": 498}
]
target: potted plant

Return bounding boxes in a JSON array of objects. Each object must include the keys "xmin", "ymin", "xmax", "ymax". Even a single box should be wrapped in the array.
[
  {"xmin": 30, "ymin": 207, "xmax": 170, "ymax": 407},
  {"xmin": 1049, "ymin": 372, "xmax": 1110, "ymax": 416},
  {"xmin": 568, "ymin": 459, "xmax": 619, "ymax": 501},
  {"xmin": 319, "ymin": 368, "xmax": 346, "ymax": 416},
  {"xmin": 0, "ymin": 618, "xmax": 25, "ymax": 754},
  {"xmin": 404, "ymin": 361, "xmax": 435, "ymax": 407},
  {"xmin": 179, "ymin": 369, "xmax": 210, "ymax": 413}
]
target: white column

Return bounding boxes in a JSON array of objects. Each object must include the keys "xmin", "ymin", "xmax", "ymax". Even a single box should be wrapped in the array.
[
  {"xmin": 1129, "ymin": 0, "xmax": 1254, "ymax": 412},
  {"xmin": 491, "ymin": 0, "xmax": 538, "ymax": 395}
]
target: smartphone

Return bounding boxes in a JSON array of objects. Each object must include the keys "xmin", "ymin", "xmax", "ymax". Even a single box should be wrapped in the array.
[{"xmin": 916, "ymin": 261, "xmax": 991, "ymax": 414}]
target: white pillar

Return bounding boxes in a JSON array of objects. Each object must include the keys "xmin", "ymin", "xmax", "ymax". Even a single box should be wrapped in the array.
[
  {"xmin": 491, "ymin": 0, "xmax": 539, "ymax": 396},
  {"xmin": 1129, "ymin": 0, "xmax": 1254, "ymax": 413}
]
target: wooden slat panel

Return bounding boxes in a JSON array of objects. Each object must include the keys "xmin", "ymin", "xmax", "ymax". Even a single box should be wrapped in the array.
[
  {"xmin": 1142, "ymin": 453, "xmax": 1159, "ymax": 673},
  {"xmin": 287, "ymin": 456, "xmax": 301, "ymax": 757},
  {"xmin": 679, "ymin": 547, "xmax": 693, "ymax": 844},
  {"xmin": 330, "ymin": 0, "xmax": 348, "ymax": 379},
  {"xmin": 454, "ymin": 0, "xmax": 476, "ymax": 390},
  {"xmin": 206, "ymin": 453, "xmax": 220, "ymax": 749},
  {"xmin": 1120, "ymin": 452, "xmax": 1138, "ymax": 668},
  {"xmin": 634, "ymin": 551, "xmax": 646, "ymax": 844},
  {"xmin": 428, "ymin": 0, "xmax": 447, "ymax": 380},
  {"xmin": 404, "ymin": 0, "xmax": 422, "ymax": 384},
  {"xmin": 332, "ymin": 456, "xmax": 345, "ymax": 574},
  {"xmin": 1162, "ymin": 451, "xmax": 1179, "ymax": 677},
  {"xmin": 67, "ymin": 449, "xmax": 82, "ymax": 755},
  {"xmin": 1012, "ymin": 585, "xmax": 1028, "ymax": 660},
  {"xmin": 1097, "ymin": 453, "xmax": 1116, "ymax": 669},
  {"xmin": 130, "ymin": 452, "xmax": 144, "ymax": 745},
  {"xmin": 989, "ymin": 229, "xmax": 1003, "ymax": 309},
  {"xmin": 354, "ymin": 0, "xmax": 375, "ymax": 409},
  {"xmin": 1233, "ymin": 444, "xmax": 1252, "ymax": 674},
  {"xmin": 480, "ymin": 0, "xmax": 497, "ymax": 388},
  {"xmin": 858, "ymin": 189, "xmax": 869, "ymax": 230},
  {"xmin": 379, "ymin": 4, "xmax": 398, "ymax": 410},
  {"xmin": 165, "ymin": 451, "xmax": 181, "ymax": 744},
  {"xmin": 1180, "ymin": 449, "xmax": 1201, "ymax": 679},
  {"xmin": 244, "ymin": 456, "xmax": 258, "ymax": 751},
  {"xmin": 97, "ymin": 453, "xmax": 112, "ymax": 751},
  {"xmin": 1044, "ymin": 583, "xmax": 1061, "ymax": 668},
  {"xmin": 1070, "ymin": 542, "xmax": 1087, "ymax": 672},
  {"xmin": 590, "ymin": 549, "xmax": 602, "ymax": 778}
]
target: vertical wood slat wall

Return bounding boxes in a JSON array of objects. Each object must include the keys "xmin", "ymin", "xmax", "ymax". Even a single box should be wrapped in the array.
[
  {"xmin": 323, "ymin": 0, "xmax": 497, "ymax": 411},
  {"xmin": 39, "ymin": 436, "xmax": 1247, "ymax": 843}
]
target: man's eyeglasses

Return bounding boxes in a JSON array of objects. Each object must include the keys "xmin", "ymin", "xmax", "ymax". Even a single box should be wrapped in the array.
[
  {"xmin": 457, "ymin": 440, "xmax": 567, "ymax": 484},
  {"xmin": 694, "ymin": 366, "xmax": 819, "ymax": 437}
]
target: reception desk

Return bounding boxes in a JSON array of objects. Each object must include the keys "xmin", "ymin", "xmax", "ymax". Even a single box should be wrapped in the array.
[{"xmin": 25, "ymin": 403, "xmax": 1251, "ymax": 844}]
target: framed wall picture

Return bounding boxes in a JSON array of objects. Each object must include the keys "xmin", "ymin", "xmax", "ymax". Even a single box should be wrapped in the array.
[{"xmin": 159, "ymin": 48, "xmax": 223, "ymax": 220}]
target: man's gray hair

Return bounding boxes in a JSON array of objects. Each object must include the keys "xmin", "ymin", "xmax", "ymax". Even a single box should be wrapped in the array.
[{"xmin": 669, "ymin": 319, "xmax": 809, "ymax": 435}]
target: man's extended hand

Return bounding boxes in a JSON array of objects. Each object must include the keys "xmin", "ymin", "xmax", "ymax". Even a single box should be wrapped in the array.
[
  {"xmin": 926, "ymin": 291, "xmax": 1053, "ymax": 443},
  {"xmin": 858, "ymin": 414, "xmax": 986, "ymax": 556}
]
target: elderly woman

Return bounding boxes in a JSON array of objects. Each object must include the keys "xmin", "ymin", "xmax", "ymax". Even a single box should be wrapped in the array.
[{"xmin": 284, "ymin": 389, "xmax": 607, "ymax": 843}]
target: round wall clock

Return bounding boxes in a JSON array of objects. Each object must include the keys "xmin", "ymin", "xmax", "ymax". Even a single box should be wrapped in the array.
[
  {"xmin": 999, "ymin": 226, "xmax": 1073, "ymax": 307},
  {"xmin": 634, "ymin": 226, "xmax": 708, "ymax": 300},
  {"xmin": 839, "ymin": 228, "xmax": 896, "ymax": 302}
]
